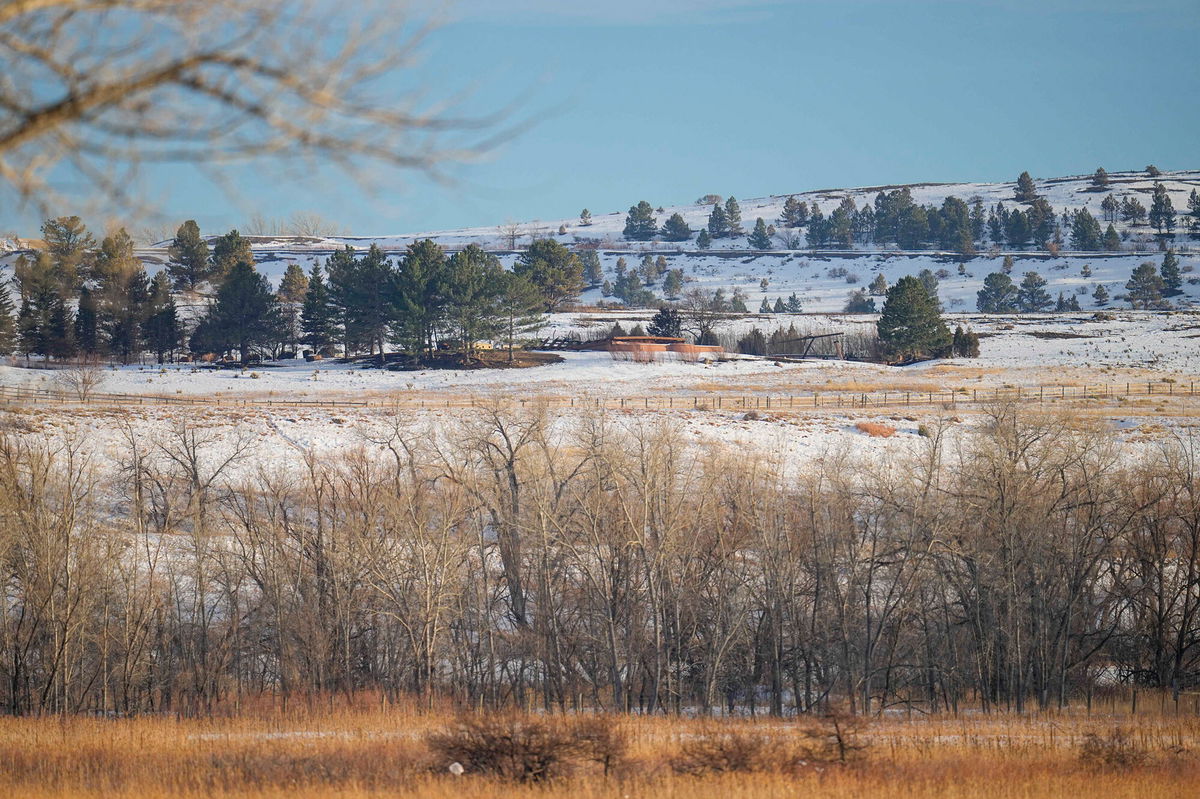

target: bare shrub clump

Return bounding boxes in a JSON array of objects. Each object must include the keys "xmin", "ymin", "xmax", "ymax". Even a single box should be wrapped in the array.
[
  {"xmin": 1079, "ymin": 728, "xmax": 1149, "ymax": 770},
  {"xmin": 53, "ymin": 362, "xmax": 109, "ymax": 401},
  {"xmin": 671, "ymin": 715, "xmax": 868, "ymax": 776},
  {"xmin": 426, "ymin": 714, "xmax": 625, "ymax": 782},
  {"xmin": 671, "ymin": 726, "xmax": 801, "ymax": 775}
]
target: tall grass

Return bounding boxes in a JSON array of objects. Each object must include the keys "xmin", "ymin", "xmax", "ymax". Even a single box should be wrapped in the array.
[{"xmin": 1, "ymin": 706, "xmax": 1197, "ymax": 798}]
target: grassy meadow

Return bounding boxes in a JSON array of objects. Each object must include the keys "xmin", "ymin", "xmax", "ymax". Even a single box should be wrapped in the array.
[{"xmin": 1, "ymin": 697, "xmax": 1198, "ymax": 798}]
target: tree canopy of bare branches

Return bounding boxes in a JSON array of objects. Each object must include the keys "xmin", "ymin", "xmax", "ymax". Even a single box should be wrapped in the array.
[
  {"xmin": 0, "ymin": 0, "xmax": 513, "ymax": 219},
  {"xmin": 2, "ymin": 404, "xmax": 1199, "ymax": 717}
]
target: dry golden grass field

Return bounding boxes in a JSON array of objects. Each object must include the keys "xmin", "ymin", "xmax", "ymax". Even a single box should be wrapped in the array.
[{"xmin": 2, "ymin": 699, "xmax": 1199, "ymax": 799}]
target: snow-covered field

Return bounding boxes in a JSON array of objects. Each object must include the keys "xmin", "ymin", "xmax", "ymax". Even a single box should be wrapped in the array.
[
  {"xmin": 2, "ymin": 169, "xmax": 1197, "ymax": 473},
  {"xmin": 0, "ymin": 312, "xmax": 1194, "ymax": 403}
]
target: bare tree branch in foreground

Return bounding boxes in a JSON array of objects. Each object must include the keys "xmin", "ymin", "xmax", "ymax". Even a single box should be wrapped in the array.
[{"xmin": 0, "ymin": 0, "xmax": 518, "ymax": 219}]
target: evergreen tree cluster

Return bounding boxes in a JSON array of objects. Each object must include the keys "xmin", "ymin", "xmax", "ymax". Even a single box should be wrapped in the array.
[
  {"xmin": 10, "ymin": 217, "xmax": 181, "ymax": 363},
  {"xmin": 2, "ymin": 216, "xmax": 587, "ymax": 367},
  {"xmin": 300, "ymin": 240, "xmax": 570, "ymax": 362}
]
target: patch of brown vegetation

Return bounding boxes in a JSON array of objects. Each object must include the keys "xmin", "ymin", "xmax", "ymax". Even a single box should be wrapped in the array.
[{"xmin": 855, "ymin": 421, "xmax": 897, "ymax": 437}]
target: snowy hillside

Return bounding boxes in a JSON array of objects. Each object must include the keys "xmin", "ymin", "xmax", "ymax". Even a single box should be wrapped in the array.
[
  {"xmin": 7, "ymin": 169, "xmax": 1199, "ymax": 314},
  {"xmin": 185, "ymin": 168, "xmax": 1200, "ymax": 255},
  {"xmin": 197, "ymin": 170, "xmax": 1200, "ymax": 313}
]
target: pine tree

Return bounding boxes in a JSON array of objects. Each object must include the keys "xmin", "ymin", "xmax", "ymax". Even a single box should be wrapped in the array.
[
  {"xmin": 1160, "ymin": 249, "xmax": 1182, "ymax": 296},
  {"xmin": 100, "ymin": 265, "xmax": 149, "ymax": 364},
  {"xmin": 74, "ymin": 286, "xmax": 99, "ymax": 357},
  {"xmin": 601, "ymin": 279, "xmax": 613, "ymax": 298},
  {"xmin": 210, "ymin": 229, "xmax": 254, "ymax": 283},
  {"xmin": 1125, "ymin": 262, "xmax": 1165, "ymax": 309},
  {"xmin": 707, "ymin": 204, "xmax": 731, "ymax": 238},
  {"xmin": 748, "ymin": 218, "xmax": 772, "ymax": 249},
  {"xmin": 41, "ymin": 216, "xmax": 95, "ymax": 296},
  {"xmin": 876, "ymin": 275, "xmax": 951, "ymax": 360},
  {"xmin": 277, "ymin": 263, "xmax": 309, "ymax": 352},
  {"xmin": 203, "ymin": 261, "xmax": 282, "ymax": 362},
  {"xmin": 442, "ymin": 244, "xmax": 504, "ymax": 358},
  {"xmin": 1092, "ymin": 283, "xmax": 1110, "ymax": 306},
  {"xmin": 581, "ymin": 250, "xmax": 603, "ymax": 287},
  {"xmin": 1014, "ymin": 171, "xmax": 1037, "ymax": 202},
  {"xmin": 952, "ymin": 325, "xmax": 982, "ymax": 357},
  {"xmin": 17, "ymin": 296, "xmax": 38, "ymax": 359},
  {"xmin": 844, "ymin": 290, "xmax": 876, "ymax": 313},
  {"xmin": 806, "ymin": 204, "xmax": 828, "ymax": 247},
  {"xmin": 779, "ymin": 196, "xmax": 808, "ymax": 228},
  {"xmin": 635, "ymin": 254, "xmax": 654, "ymax": 285},
  {"xmin": 869, "ymin": 273, "xmax": 888, "ymax": 296},
  {"xmin": 514, "ymin": 238, "xmax": 584, "ymax": 311},
  {"xmin": 167, "ymin": 220, "xmax": 211, "ymax": 290},
  {"xmin": 278, "ymin": 263, "xmax": 309, "ymax": 303},
  {"xmin": 648, "ymin": 306, "xmax": 682, "ymax": 338},
  {"xmin": 579, "ymin": 208, "xmax": 592, "ymax": 226},
  {"xmin": 1149, "ymin": 182, "xmax": 1176, "ymax": 233},
  {"xmin": 737, "ymin": 328, "xmax": 768, "ymax": 356},
  {"xmin": 785, "ymin": 292, "xmax": 802, "ymax": 313},
  {"xmin": 1103, "ymin": 224, "xmax": 1121, "ymax": 251},
  {"xmin": 0, "ymin": 281, "xmax": 16, "ymax": 356},
  {"xmin": 1070, "ymin": 208, "xmax": 1103, "ymax": 250},
  {"xmin": 1091, "ymin": 167, "xmax": 1109, "ymax": 190},
  {"xmin": 93, "ymin": 227, "xmax": 140, "ymax": 287},
  {"xmin": 758, "ymin": 297, "xmax": 772, "ymax": 313},
  {"xmin": 623, "ymin": 200, "xmax": 658, "ymax": 241},
  {"xmin": 1121, "ymin": 196, "xmax": 1148, "ymax": 224},
  {"xmin": 1101, "ymin": 195, "xmax": 1119, "ymax": 222},
  {"xmin": 662, "ymin": 269, "xmax": 683, "ymax": 299},
  {"xmin": 143, "ymin": 271, "xmax": 180, "ymax": 363},
  {"xmin": 392, "ymin": 239, "xmax": 446, "ymax": 360},
  {"xmin": 1005, "ymin": 209, "xmax": 1031, "ymax": 247},
  {"xmin": 696, "ymin": 228, "xmax": 712, "ymax": 249},
  {"xmin": 45, "ymin": 296, "xmax": 76, "ymax": 361},
  {"xmin": 724, "ymin": 197, "xmax": 742, "ymax": 234},
  {"xmin": 496, "ymin": 272, "xmax": 544, "ymax": 362},
  {"xmin": 300, "ymin": 264, "xmax": 337, "ymax": 354},
  {"xmin": 772, "ymin": 297, "xmax": 786, "ymax": 313},
  {"xmin": 660, "ymin": 213, "xmax": 692, "ymax": 242},
  {"xmin": 917, "ymin": 269, "xmax": 940, "ymax": 306},
  {"xmin": 976, "ymin": 272, "xmax": 1019, "ymax": 313},
  {"xmin": 1017, "ymin": 271, "xmax": 1052, "ymax": 313}
]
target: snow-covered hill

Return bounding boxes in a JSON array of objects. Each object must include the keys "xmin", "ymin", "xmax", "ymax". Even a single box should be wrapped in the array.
[
  {"xmin": 192, "ymin": 168, "xmax": 1200, "ymax": 255},
  {"xmin": 208, "ymin": 169, "xmax": 1200, "ymax": 313},
  {"xmin": 8, "ymin": 169, "xmax": 1199, "ymax": 314}
]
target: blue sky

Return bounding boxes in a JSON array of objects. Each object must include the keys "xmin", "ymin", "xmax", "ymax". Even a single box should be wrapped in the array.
[{"xmin": 45, "ymin": 0, "xmax": 1200, "ymax": 235}]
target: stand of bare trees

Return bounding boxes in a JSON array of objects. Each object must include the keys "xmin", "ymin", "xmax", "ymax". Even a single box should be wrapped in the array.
[{"xmin": 1, "ymin": 405, "xmax": 1198, "ymax": 716}]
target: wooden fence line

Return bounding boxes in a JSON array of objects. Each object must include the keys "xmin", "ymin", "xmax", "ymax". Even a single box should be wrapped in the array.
[{"xmin": 0, "ymin": 380, "xmax": 1195, "ymax": 414}]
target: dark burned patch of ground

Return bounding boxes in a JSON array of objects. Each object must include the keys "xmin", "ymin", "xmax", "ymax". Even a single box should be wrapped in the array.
[
  {"xmin": 1026, "ymin": 330, "xmax": 1098, "ymax": 339},
  {"xmin": 384, "ymin": 351, "xmax": 563, "ymax": 371}
]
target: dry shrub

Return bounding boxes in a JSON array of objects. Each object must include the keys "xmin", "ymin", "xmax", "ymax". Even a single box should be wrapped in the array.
[
  {"xmin": 1079, "ymin": 728, "xmax": 1148, "ymax": 770},
  {"xmin": 810, "ymin": 712, "xmax": 870, "ymax": 764},
  {"xmin": 671, "ymin": 726, "xmax": 800, "ymax": 775},
  {"xmin": 855, "ymin": 421, "xmax": 896, "ymax": 437},
  {"xmin": 426, "ymin": 713, "xmax": 625, "ymax": 782},
  {"xmin": 671, "ymin": 714, "xmax": 870, "ymax": 776}
]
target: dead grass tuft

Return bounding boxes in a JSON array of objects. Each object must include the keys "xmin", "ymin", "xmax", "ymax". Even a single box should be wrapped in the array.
[{"xmin": 855, "ymin": 421, "xmax": 897, "ymax": 437}]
